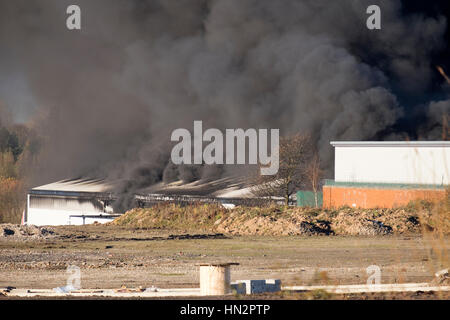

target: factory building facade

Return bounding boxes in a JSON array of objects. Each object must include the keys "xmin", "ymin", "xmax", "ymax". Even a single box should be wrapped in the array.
[
  {"xmin": 24, "ymin": 179, "xmax": 120, "ymax": 226},
  {"xmin": 323, "ymin": 141, "xmax": 449, "ymax": 209}
]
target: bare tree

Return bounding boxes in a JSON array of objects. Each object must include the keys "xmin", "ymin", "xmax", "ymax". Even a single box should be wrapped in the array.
[
  {"xmin": 436, "ymin": 66, "xmax": 450, "ymax": 141},
  {"xmin": 443, "ymin": 113, "xmax": 449, "ymax": 141},
  {"xmin": 305, "ymin": 152, "xmax": 324, "ymax": 207},
  {"xmin": 253, "ymin": 133, "xmax": 313, "ymax": 206}
]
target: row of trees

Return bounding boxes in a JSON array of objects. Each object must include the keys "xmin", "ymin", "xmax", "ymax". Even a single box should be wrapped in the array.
[{"xmin": 0, "ymin": 122, "xmax": 39, "ymax": 223}]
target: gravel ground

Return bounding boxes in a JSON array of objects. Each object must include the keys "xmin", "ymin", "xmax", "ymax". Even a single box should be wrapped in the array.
[{"xmin": 0, "ymin": 225, "xmax": 447, "ymax": 298}]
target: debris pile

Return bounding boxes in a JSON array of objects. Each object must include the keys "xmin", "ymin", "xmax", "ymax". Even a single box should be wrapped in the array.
[
  {"xmin": 114, "ymin": 285, "xmax": 146, "ymax": 293},
  {"xmin": 213, "ymin": 205, "xmax": 428, "ymax": 236},
  {"xmin": 431, "ymin": 269, "xmax": 450, "ymax": 286},
  {"xmin": 0, "ymin": 224, "xmax": 55, "ymax": 240}
]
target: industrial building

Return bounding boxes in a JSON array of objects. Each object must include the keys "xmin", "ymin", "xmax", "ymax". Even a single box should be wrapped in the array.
[
  {"xmin": 24, "ymin": 177, "xmax": 260, "ymax": 226},
  {"xmin": 24, "ymin": 141, "xmax": 447, "ymax": 225},
  {"xmin": 24, "ymin": 179, "xmax": 120, "ymax": 226},
  {"xmin": 323, "ymin": 141, "xmax": 449, "ymax": 208}
]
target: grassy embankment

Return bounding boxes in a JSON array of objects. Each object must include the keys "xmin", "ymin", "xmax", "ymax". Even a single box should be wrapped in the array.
[{"xmin": 111, "ymin": 194, "xmax": 449, "ymax": 237}]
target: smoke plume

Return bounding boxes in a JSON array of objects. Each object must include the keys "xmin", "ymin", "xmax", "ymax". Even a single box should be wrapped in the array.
[{"xmin": 0, "ymin": 0, "xmax": 449, "ymax": 208}]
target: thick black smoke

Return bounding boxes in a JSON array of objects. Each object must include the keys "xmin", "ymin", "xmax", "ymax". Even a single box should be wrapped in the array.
[{"xmin": 0, "ymin": 0, "xmax": 448, "ymax": 209}]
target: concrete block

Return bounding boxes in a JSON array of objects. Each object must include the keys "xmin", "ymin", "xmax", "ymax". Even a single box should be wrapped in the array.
[{"xmin": 231, "ymin": 279, "xmax": 281, "ymax": 295}]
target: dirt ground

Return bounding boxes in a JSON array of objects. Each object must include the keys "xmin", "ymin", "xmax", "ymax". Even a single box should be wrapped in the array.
[{"xmin": 0, "ymin": 224, "xmax": 448, "ymax": 297}]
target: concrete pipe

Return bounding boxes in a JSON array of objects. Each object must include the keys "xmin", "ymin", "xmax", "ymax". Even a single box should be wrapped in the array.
[{"xmin": 199, "ymin": 263, "xmax": 238, "ymax": 296}]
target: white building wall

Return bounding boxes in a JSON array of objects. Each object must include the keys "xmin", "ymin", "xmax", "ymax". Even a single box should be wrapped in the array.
[
  {"xmin": 26, "ymin": 194, "xmax": 116, "ymax": 226},
  {"xmin": 27, "ymin": 208, "xmax": 115, "ymax": 226},
  {"xmin": 333, "ymin": 142, "xmax": 450, "ymax": 185}
]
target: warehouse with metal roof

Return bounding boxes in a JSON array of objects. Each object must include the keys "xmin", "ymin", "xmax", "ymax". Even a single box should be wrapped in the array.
[{"xmin": 24, "ymin": 179, "xmax": 120, "ymax": 226}]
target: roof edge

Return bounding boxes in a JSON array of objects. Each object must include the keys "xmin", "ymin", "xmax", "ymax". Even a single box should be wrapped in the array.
[{"xmin": 330, "ymin": 141, "xmax": 450, "ymax": 148}]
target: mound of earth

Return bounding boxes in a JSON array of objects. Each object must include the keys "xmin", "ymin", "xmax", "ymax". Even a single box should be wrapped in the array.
[
  {"xmin": 112, "ymin": 201, "xmax": 447, "ymax": 236},
  {"xmin": 216, "ymin": 214, "xmax": 300, "ymax": 236},
  {"xmin": 0, "ymin": 224, "xmax": 56, "ymax": 240},
  {"xmin": 214, "ymin": 206, "xmax": 422, "ymax": 236}
]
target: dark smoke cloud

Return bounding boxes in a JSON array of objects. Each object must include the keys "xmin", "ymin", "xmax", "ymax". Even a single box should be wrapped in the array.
[
  {"xmin": 421, "ymin": 99, "xmax": 450, "ymax": 139},
  {"xmin": 0, "ymin": 0, "xmax": 448, "ymax": 208}
]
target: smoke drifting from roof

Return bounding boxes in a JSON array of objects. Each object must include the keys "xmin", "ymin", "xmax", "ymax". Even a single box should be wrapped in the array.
[{"xmin": 0, "ymin": 0, "xmax": 449, "ymax": 206}]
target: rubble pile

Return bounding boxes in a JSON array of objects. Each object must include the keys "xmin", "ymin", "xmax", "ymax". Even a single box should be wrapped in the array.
[{"xmin": 0, "ymin": 224, "xmax": 56, "ymax": 240}]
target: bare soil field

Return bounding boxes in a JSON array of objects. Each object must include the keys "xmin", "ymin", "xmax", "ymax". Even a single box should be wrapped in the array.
[{"xmin": 0, "ymin": 224, "xmax": 448, "ymax": 297}]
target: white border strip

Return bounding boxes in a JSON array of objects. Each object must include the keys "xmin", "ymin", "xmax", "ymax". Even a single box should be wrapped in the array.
[{"xmin": 330, "ymin": 141, "xmax": 450, "ymax": 148}]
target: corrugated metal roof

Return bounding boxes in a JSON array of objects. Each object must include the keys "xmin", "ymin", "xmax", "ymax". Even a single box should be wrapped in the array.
[
  {"xmin": 31, "ymin": 178, "xmax": 120, "ymax": 193},
  {"xmin": 30, "ymin": 176, "xmax": 258, "ymax": 199}
]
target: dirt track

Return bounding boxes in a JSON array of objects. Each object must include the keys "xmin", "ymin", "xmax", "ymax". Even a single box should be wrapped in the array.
[{"xmin": 0, "ymin": 225, "xmax": 447, "ymax": 292}]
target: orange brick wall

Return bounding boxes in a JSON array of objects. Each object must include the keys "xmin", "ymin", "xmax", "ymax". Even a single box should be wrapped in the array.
[{"xmin": 323, "ymin": 186, "xmax": 446, "ymax": 209}]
